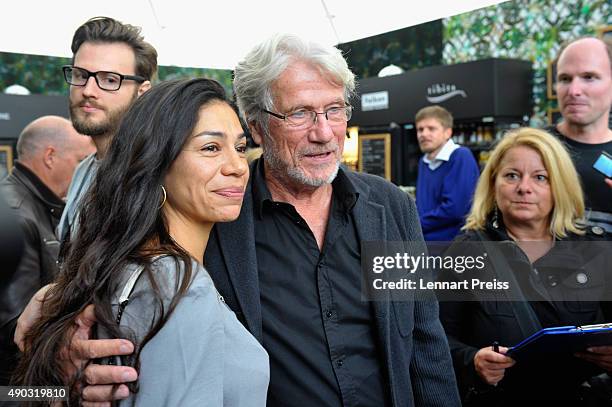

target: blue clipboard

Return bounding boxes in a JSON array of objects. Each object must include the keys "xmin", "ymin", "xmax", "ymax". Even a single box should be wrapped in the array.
[{"xmin": 507, "ymin": 323, "xmax": 612, "ymax": 362}]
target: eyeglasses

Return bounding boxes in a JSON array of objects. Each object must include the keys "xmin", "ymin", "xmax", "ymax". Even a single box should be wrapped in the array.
[
  {"xmin": 263, "ymin": 105, "xmax": 352, "ymax": 128},
  {"xmin": 62, "ymin": 65, "xmax": 145, "ymax": 91}
]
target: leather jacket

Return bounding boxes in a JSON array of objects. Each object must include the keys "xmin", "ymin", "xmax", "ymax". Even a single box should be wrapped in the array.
[{"xmin": 0, "ymin": 162, "xmax": 64, "ymax": 383}]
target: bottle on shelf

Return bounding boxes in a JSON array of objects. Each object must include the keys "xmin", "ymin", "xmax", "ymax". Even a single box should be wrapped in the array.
[
  {"xmin": 476, "ymin": 126, "xmax": 482, "ymax": 144},
  {"xmin": 469, "ymin": 124, "xmax": 477, "ymax": 145},
  {"xmin": 484, "ymin": 125, "xmax": 493, "ymax": 143},
  {"xmin": 478, "ymin": 150, "xmax": 490, "ymax": 169},
  {"xmin": 455, "ymin": 124, "xmax": 465, "ymax": 145}
]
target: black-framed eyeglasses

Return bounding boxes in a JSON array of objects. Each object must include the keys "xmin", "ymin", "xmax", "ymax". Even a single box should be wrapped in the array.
[
  {"xmin": 263, "ymin": 104, "xmax": 352, "ymax": 128},
  {"xmin": 62, "ymin": 65, "xmax": 145, "ymax": 91}
]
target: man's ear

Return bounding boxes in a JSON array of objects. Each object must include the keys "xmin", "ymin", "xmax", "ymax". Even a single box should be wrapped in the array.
[
  {"xmin": 249, "ymin": 121, "xmax": 264, "ymax": 146},
  {"xmin": 444, "ymin": 127, "xmax": 453, "ymax": 140},
  {"xmin": 137, "ymin": 80, "xmax": 152, "ymax": 97},
  {"xmin": 42, "ymin": 146, "xmax": 55, "ymax": 169}
]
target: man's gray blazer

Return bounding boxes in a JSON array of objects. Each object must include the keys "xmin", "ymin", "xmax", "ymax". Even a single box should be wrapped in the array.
[{"xmin": 204, "ymin": 161, "xmax": 460, "ymax": 406}]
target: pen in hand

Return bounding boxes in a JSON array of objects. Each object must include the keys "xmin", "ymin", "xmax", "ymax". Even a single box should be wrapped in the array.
[{"xmin": 492, "ymin": 341, "xmax": 500, "ymax": 353}]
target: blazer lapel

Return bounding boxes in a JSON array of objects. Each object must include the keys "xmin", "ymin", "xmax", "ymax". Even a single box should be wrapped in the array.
[
  {"xmin": 351, "ymin": 180, "xmax": 394, "ymax": 387},
  {"xmin": 215, "ymin": 181, "xmax": 263, "ymax": 341}
]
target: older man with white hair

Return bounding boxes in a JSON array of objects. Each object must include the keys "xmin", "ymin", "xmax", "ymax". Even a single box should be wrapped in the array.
[{"xmin": 211, "ymin": 34, "xmax": 459, "ymax": 406}]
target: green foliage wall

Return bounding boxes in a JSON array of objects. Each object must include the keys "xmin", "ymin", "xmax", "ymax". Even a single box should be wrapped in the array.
[
  {"xmin": 338, "ymin": 21, "xmax": 443, "ymax": 79},
  {"xmin": 0, "ymin": 52, "xmax": 233, "ymax": 97},
  {"xmin": 1, "ymin": 0, "xmax": 609, "ymax": 125},
  {"xmin": 157, "ymin": 66, "xmax": 232, "ymax": 93},
  {"xmin": 443, "ymin": 0, "xmax": 611, "ymax": 123},
  {"xmin": 0, "ymin": 53, "xmax": 71, "ymax": 95}
]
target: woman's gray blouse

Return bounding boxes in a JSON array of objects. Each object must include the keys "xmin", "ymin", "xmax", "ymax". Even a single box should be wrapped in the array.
[{"xmin": 98, "ymin": 256, "xmax": 269, "ymax": 406}]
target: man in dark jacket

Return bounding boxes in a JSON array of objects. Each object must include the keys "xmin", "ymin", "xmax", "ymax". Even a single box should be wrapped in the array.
[{"xmin": 0, "ymin": 115, "xmax": 94, "ymax": 384}]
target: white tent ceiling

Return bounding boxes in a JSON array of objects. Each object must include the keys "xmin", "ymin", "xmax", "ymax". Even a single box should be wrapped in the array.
[{"xmin": 0, "ymin": 1, "xmax": 507, "ymax": 70}]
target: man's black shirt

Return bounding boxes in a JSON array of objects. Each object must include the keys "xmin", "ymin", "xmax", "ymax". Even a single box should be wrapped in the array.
[
  {"xmin": 252, "ymin": 159, "xmax": 390, "ymax": 406},
  {"xmin": 548, "ymin": 125, "xmax": 612, "ymax": 214}
]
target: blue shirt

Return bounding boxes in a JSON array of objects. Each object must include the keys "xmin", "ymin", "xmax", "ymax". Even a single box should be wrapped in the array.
[
  {"xmin": 416, "ymin": 141, "xmax": 479, "ymax": 241},
  {"xmin": 56, "ymin": 153, "xmax": 99, "ymax": 242}
]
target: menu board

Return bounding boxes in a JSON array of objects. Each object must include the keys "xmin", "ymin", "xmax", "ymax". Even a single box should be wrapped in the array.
[{"xmin": 358, "ymin": 133, "xmax": 391, "ymax": 180}]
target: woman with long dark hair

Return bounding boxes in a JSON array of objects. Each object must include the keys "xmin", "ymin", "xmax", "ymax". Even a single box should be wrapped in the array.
[{"xmin": 14, "ymin": 78, "xmax": 269, "ymax": 405}]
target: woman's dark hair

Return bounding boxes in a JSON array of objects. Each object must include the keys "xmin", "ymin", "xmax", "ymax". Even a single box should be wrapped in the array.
[{"xmin": 13, "ymin": 78, "xmax": 233, "ymax": 402}]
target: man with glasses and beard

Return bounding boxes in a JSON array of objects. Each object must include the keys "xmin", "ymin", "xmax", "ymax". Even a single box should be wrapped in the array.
[{"xmin": 57, "ymin": 16, "xmax": 157, "ymax": 242}]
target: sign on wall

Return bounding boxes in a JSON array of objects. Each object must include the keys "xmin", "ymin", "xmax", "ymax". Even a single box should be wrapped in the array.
[
  {"xmin": 361, "ymin": 91, "xmax": 389, "ymax": 112},
  {"xmin": 358, "ymin": 133, "xmax": 391, "ymax": 180}
]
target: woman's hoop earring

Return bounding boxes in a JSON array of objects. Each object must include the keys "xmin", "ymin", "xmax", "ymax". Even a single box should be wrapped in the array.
[{"xmin": 159, "ymin": 185, "xmax": 167, "ymax": 209}]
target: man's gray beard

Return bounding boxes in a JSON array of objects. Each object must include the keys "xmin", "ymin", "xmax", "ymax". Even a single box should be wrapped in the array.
[{"xmin": 263, "ymin": 146, "xmax": 340, "ymax": 188}]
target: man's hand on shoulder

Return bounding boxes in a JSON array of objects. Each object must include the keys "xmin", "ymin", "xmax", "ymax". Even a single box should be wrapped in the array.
[
  {"xmin": 63, "ymin": 305, "xmax": 138, "ymax": 404},
  {"xmin": 15, "ymin": 291, "xmax": 137, "ymax": 404},
  {"xmin": 14, "ymin": 284, "xmax": 52, "ymax": 351}
]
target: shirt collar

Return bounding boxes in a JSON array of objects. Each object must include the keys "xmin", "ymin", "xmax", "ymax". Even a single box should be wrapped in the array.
[
  {"xmin": 422, "ymin": 138, "xmax": 460, "ymax": 170},
  {"xmin": 252, "ymin": 157, "xmax": 272, "ymax": 219},
  {"xmin": 333, "ymin": 166, "xmax": 359, "ymax": 213},
  {"xmin": 252, "ymin": 158, "xmax": 358, "ymax": 219},
  {"xmin": 13, "ymin": 161, "xmax": 65, "ymax": 211}
]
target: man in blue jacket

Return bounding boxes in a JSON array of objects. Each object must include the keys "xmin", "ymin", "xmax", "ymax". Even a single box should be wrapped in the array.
[{"xmin": 415, "ymin": 106, "xmax": 480, "ymax": 241}]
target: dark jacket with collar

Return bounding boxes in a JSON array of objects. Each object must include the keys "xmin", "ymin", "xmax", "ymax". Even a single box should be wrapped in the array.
[
  {"xmin": 439, "ymin": 218, "xmax": 611, "ymax": 406},
  {"xmin": 0, "ymin": 162, "xmax": 64, "ymax": 383},
  {"xmin": 204, "ymin": 159, "xmax": 460, "ymax": 407}
]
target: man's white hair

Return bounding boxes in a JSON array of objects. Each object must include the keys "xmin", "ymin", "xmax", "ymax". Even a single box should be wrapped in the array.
[{"xmin": 233, "ymin": 33, "xmax": 356, "ymax": 136}]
